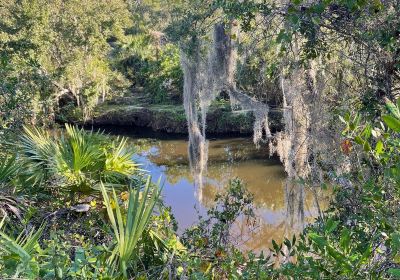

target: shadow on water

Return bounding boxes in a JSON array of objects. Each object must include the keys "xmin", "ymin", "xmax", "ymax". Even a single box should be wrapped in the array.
[{"xmin": 96, "ymin": 126, "xmax": 329, "ymax": 252}]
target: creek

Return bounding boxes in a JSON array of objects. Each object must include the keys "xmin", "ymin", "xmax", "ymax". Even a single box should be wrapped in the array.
[{"xmin": 101, "ymin": 126, "xmax": 328, "ymax": 252}]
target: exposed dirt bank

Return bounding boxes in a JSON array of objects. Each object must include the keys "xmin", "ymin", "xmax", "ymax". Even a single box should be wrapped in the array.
[{"xmin": 57, "ymin": 103, "xmax": 283, "ymax": 135}]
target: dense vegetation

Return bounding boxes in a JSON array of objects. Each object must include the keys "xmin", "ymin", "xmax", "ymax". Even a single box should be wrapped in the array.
[{"xmin": 1, "ymin": 0, "xmax": 400, "ymax": 279}]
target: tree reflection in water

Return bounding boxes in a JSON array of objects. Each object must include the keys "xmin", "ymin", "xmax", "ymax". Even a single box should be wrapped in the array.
[
  {"xmin": 126, "ymin": 137, "xmax": 330, "ymax": 251},
  {"xmin": 92, "ymin": 132, "xmax": 330, "ymax": 251}
]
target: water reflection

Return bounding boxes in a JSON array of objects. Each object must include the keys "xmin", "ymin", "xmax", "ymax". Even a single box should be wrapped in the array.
[
  {"xmin": 123, "ymin": 136, "xmax": 329, "ymax": 252},
  {"xmin": 91, "ymin": 127, "xmax": 327, "ymax": 251}
]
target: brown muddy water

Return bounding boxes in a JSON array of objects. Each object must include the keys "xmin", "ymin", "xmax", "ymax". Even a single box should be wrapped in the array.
[{"xmin": 100, "ymin": 127, "xmax": 329, "ymax": 253}]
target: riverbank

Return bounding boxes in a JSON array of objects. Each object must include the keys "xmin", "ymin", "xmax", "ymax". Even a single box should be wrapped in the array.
[{"xmin": 57, "ymin": 101, "xmax": 283, "ymax": 135}]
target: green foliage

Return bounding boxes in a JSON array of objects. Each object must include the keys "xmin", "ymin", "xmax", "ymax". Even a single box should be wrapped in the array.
[
  {"xmin": 180, "ymin": 179, "xmax": 271, "ymax": 279},
  {"xmin": 268, "ymin": 99, "xmax": 400, "ymax": 279},
  {"xmin": 1, "ymin": 1, "xmax": 400, "ymax": 278},
  {"xmin": 168, "ymin": 98, "xmax": 400, "ymax": 279},
  {"xmin": 0, "ymin": 218, "xmax": 45, "ymax": 278},
  {"xmin": 0, "ymin": 156, "xmax": 18, "ymax": 185},
  {"xmin": 39, "ymin": 231, "xmax": 113, "ymax": 279},
  {"xmin": 18, "ymin": 124, "xmax": 139, "ymax": 194},
  {"xmin": 19, "ymin": 126, "xmax": 58, "ymax": 185},
  {"xmin": 0, "ymin": 173, "xmax": 172, "ymax": 279},
  {"xmin": 0, "ymin": 51, "xmax": 41, "ymax": 130},
  {"xmin": 170, "ymin": 0, "xmax": 399, "ymax": 115},
  {"xmin": 100, "ymin": 178, "xmax": 161, "ymax": 277},
  {"xmin": 0, "ymin": 0, "xmax": 132, "ymax": 124},
  {"xmin": 117, "ymin": 35, "xmax": 183, "ymax": 104},
  {"xmin": 1, "ymin": 110, "xmax": 398, "ymax": 278}
]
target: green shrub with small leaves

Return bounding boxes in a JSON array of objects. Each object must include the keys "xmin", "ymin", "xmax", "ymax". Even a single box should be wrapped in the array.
[{"xmin": 268, "ymin": 98, "xmax": 400, "ymax": 279}]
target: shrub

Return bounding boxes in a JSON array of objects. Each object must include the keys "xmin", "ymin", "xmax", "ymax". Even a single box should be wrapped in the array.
[{"xmin": 19, "ymin": 124, "xmax": 139, "ymax": 194}]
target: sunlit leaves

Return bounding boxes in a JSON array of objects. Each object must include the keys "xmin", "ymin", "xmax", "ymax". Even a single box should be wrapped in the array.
[
  {"xmin": 19, "ymin": 124, "xmax": 139, "ymax": 193},
  {"xmin": 375, "ymin": 140, "xmax": 384, "ymax": 156},
  {"xmin": 381, "ymin": 99, "xmax": 400, "ymax": 133},
  {"xmin": 100, "ymin": 178, "xmax": 161, "ymax": 278},
  {"xmin": 0, "ymin": 222, "xmax": 45, "ymax": 278},
  {"xmin": 1, "ymin": 0, "xmax": 132, "ymax": 123},
  {"xmin": 325, "ymin": 218, "xmax": 340, "ymax": 234},
  {"xmin": 382, "ymin": 115, "xmax": 400, "ymax": 132}
]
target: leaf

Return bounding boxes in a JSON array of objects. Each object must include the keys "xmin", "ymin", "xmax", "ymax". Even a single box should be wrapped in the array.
[
  {"xmin": 272, "ymin": 239, "xmax": 281, "ymax": 252},
  {"xmin": 100, "ymin": 177, "xmax": 161, "ymax": 277},
  {"xmin": 0, "ymin": 216, "xmax": 5, "ymax": 230},
  {"xmin": 358, "ymin": 244, "xmax": 372, "ymax": 265},
  {"xmin": 311, "ymin": 16, "xmax": 321, "ymax": 25},
  {"xmin": 340, "ymin": 228, "xmax": 351, "ymax": 252},
  {"xmin": 75, "ymin": 247, "xmax": 86, "ymax": 263},
  {"xmin": 0, "ymin": 223, "xmax": 45, "ymax": 265},
  {"xmin": 339, "ymin": 115, "xmax": 347, "ymax": 124},
  {"xmin": 309, "ymin": 232, "xmax": 327, "ymax": 248},
  {"xmin": 283, "ymin": 238, "xmax": 291, "ymax": 250},
  {"xmin": 391, "ymin": 232, "xmax": 400, "ymax": 254},
  {"xmin": 325, "ymin": 218, "xmax": 339, "ymax": 234},
  {"xmin": 72, "ymin": 247, "xmax": 86, "ymax": 273},
  {"xmin": 88, "ymin": 257, "xmax": 97, "ymax": 264},
  {"xmin": 0, "ymin": 156, "xmax": 18, "ymax": 184},
  {"xmin": 382, "ymin": 115, "xmax": 400, "ymax": 132},
  {"xmin": 326, "ymin": 245, "xmax": 352, "ymax": 271},
  {"xmin": 384, "ymin": 98, "xmax": 400, "ymax": 119},
  {"xmin": 56, "ymin": 267, "xmax": 63, "ymax": 279},
  {"xmin": 354, "ymin": 136, "xmax": 364, "ymax": 145},
  {"xmin": 361, "ymin": 125, "xmax": 372, "ymax": 139},
  {"xmin": 388, "ymin": 268, "xmax": 400, "ymax": 277},
  {"xmin": 363, "ymin": 141, "xmax": 371, "ymax": 152},
  {"xmin": 344, "ymin": 112, "xmax": 351, "ymax": 122},
  {"xmin": 5, "ymin": 204, "xmax": 22, "ymax": 220},
  {"xmin": 289, "ymin": 14, "xmax": 300, "ymax": 26},
  {"xmin": 375, "ymin": 140, "xmax": 384, "ymax": 155},
  {"xmin": 276, "ymin": 29, "xmax": 291, "ymax": 44}
]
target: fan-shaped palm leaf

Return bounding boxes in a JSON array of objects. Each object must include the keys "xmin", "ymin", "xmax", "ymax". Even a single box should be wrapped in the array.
[
  {"xmin": 19, "ymin": 126, "xmax": 56, "ymax": 184},
  {"xmin": 103, "ymin": 137, "xmax": 140, "ymax": 183},
  {"xmin": 0, "ymin": 195, "xmax": 23, "ymax": 220},
  {"xmin": 62, "ymin": 124, "xmax": 104, "ymax": 173},
  {"xmin": 19, "ymin": 124, "xmax": 141, "ymax": 193},
  {"xmin": 0, "ymin": 155, "xmax": 18, "ymax": 184},
  {"xmin": 56, "ymin": 125, "xmax": 105, "ymax": 190}
]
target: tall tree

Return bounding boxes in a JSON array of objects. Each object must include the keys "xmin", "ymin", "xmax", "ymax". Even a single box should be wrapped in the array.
[{"xmin": 0, "ymin": 0, "xmax": 132, "ymax": 125}]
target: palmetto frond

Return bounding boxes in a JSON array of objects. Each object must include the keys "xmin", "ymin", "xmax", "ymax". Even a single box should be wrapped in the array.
[
  {"xmin": 0, "ymin": 195, "xmax": 23, "ymax": 220},
  {"xmin": 104, "ymin": 137, "xmax": 140, "ymax": 183},
  {"xmin": 100, "ymin": 177, "xmax": 161, "ymax": 278},
  {"xmin": 56, "ymin": 125, "xmax": 105, "ymax": 190},
  {"xmin": 0, "ymin": 155, "xmax": 18, "ymax": 184},
  {"xmin": 19, "ymin": 126, "xmax": 57, "ymax": 184},
  {"xmin": 0, "ymin": 156, "xmax": 24, "ymax": 220},
  {"xmin": 61, "ymin": 124, "xmax": 104, "ymax": 173},
  {"xmin": 18, "ymin": 124, "xmax": 140, "ymax": 193},
  {"xmin": 0, "ymin": 219, "xmax": 44, "ymax": 278},
  {"xmin": 0, "ymin": 217, "xmax": 44, "ymax": 267},
  {"xmin": 20, "ymin": 126, "xmax": 56, "ymax": 167}
]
